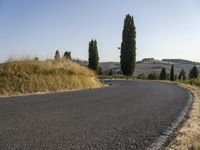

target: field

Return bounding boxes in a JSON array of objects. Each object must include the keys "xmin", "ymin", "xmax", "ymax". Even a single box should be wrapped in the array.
[{"xmin": 0, "ymin": 59, "xmax": 102, "ymax": 95}]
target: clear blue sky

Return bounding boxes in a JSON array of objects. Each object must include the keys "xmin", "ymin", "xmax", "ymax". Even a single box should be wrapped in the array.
[{"xmin": 0, "ymin": 0, "xmax": 200, "ymax": 62}]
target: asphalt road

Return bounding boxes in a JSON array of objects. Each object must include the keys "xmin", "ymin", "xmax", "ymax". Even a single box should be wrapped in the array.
[{"xmin": 0, "ymin": 81, "xmax": 191, "ymax": 150}]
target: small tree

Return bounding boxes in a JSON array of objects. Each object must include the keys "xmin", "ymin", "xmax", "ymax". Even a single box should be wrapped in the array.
[
  {"xmin": 178, "ymin": 69, "xmax": 186, "ymax": 81},
  {"xmin": 148, "ymin": 73, "xmax": 157, "ymax": 80},
  {"xmin": 174, "ymin": 74, "xmax": 177, "ymax": 80},
  {"xmin": 159, "ymin": 68, "xmax": 166, "ymax": 80},
  {"xmin": 98, "ymin": 67, "xmax": 103, "ymax": 75},
  {"xmin": 55, "ymin": 50, "xmax": 60, "ymax": 61},
  {"xmin": 34, "ymin": 57, "xmax": 39, "ymax": 61},
  {"xmin": 170, "ymin": 65, "xmax": 175, "ymax": 81},
  {"xmin": 108, "ymin": 69, "xmax": 114, "ymax": 76},
  {"xmin": 63, "ymin": 51, "xmax": 71, "ymax": 60},
  {"xmin": 189, "ymin": 65, "xmax": 199, "ymax": 79},
  {"xmin": 137, "ymin": 73, "xmax": 147, "ymax": 80},
  {"xmin": 88, "ymin": 39, "xmax": 99, "ymax": 72}
]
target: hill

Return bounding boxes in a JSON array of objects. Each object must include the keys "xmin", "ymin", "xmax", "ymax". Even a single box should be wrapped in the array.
[
  {"xmin": 162, "ymin": 59, "xmax": 200, "ymax": 65},
  {"xmin": 98, "ymin": 58, "xmax": 200, "ymax": 76},
  {"xmin": 0, "ymin": 59, "xmax": 102, "ymax": 95}
]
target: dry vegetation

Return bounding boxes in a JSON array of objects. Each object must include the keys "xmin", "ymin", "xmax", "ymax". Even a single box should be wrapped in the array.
[
  {"xmin": 0, "ymin": 59, "xmax": 102, "ymax": 96},
  {"xmin": 166, "ymin": 83, "xmax": 200, "ymax": 150},
  {"xmin": 183, "ymin": 78, "xmax": 200, "ymax": 88}
]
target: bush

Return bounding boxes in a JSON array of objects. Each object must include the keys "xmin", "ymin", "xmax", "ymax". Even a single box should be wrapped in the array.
[
  {"xmin": 148, "ymin": 73, "xmax": 159, "ymax": 80},
  {"xmin": 137, "ymin": 73, "xmax": 147, "ymax": 80},
  {"xmin": 108, "ymin": 69, "xmax": 114, "ymax": 76}
]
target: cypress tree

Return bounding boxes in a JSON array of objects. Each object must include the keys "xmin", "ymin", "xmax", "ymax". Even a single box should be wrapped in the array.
[
  {"xmin": 63, "ymin": 51, "xmax": 71, "ymax": 60},
  {"xmin": 55, "ymin": 50, "xmax": 60, "ymax": 61},
  {"xmin": 88, "ymin": 39, "xmax": 99, "ymax": 72},
  {"xmin": 120, "ymin": 14, "xmax": 136, "ymax": 76},
  {"xmin": 159, "ymin": 68, "xmax": 166, "ymax": 80},
  {"xmin": 178, "ymin": 69, "xmax": 186, "ymax": 81},
  {"xmin": 170, "ymin": 64, "xmax": 175, "ymax": 81},
  {"xmin": 189, "ymin": 65, "xmax": 199, "ymax": 79}
]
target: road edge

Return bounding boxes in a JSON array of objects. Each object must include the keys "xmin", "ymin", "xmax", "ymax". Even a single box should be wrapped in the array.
[
  {"xmin": 0, "ymin": 84, "xmax": 109, "ymax": 99},
  {"xmin": 165, "ymin": 83, "xmax": 200, "ymax": 150},
  {"xmin": 147, "ymin": 82, "xmax": 194, "ymax": 150}
]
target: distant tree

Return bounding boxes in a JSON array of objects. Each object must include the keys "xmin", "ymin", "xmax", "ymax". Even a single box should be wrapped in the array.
[
  {"xmin": 170, "ymin": 65, "xmax": 175, "ymax": 81},
  {"xmin": 34, "ymin": 57, "xmax": 39, "ymax": 61},
  {"xmin": 159, "ymin": 68, "xmax": 167, "ymax": 80},
  {"xmin": 137, "ymin": 73, "xmax": 147, "ymax": 80},
  {"xmin": 117, "ymin": 70, "xmax": 122, "ymax": 75},
  {"xmin": 108, "ymin": 69, "xmax": 114, "ymax": 76},
  {"xmin": 120, "ymin": 14, "xmax": 136, "ymax": 76},
  {"xmin": 55, "ymin": 50, "xmax": 60, "ymax": 61},
  {"xmin": 63, "ymin": 51, "xmax": 71, "ymax": 60},
  {"xmin": 178, "ymin": 69, "xmax": 186, "ymax": 81},
  {"xmin": 174, "ymin": 74, "xmax": 177, "ymax": 80},
  {"xmin": 166, "ymin": 73, "xmax": 170, "ymax": 80},
  {"xmin": 183, "ymin": 71, "xmax": 187, "ymax": 80},
  {"xmin": 98, "ymin": 67, "xmax": 103, "ymax": 75},
  {"xmin": 189, "ymin": 65, "xmax": 199, "ymax": 79},
  {"xmin": 148, "ymin": 73, "xmax": 157, "ymax": 80},
  {"xmin": 88, "ymin": 39, "xmax": 99, "ymax": 72}
]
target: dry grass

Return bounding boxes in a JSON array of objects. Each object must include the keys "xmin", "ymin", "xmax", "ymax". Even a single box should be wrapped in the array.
[
  {"xmin": 0, "ymin": 59, "xmax": 102, "ymax": 96},
  {"xmin": 165, "ymin": 83, "xmax": 200, "ymax": 150},
  {"xmin": 183, "ymin": 78, "xmax": 200, "ymax": 88}
]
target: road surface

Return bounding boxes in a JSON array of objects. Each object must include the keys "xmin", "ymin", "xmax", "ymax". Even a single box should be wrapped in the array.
[{"xmin": 0, "ymin": 81, "xmax": 191, "ymax": 150}]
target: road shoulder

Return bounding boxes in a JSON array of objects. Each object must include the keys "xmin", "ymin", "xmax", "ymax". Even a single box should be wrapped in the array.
[{"xmin": 165, "ymin": 83, "xmax": 200, "ymax": 150}]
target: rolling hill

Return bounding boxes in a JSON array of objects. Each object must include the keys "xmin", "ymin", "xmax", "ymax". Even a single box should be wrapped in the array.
[{"xmin": 98, "ymin": 58, "xmax": 200, "ymax": 76}]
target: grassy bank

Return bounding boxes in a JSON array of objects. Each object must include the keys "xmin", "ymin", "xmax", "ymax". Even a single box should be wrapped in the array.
[
  {"xmin": 182, "ymin": 78, "xmax": 200, "ymax": 87},
  {"xmin": 0, "ymin": 59, "xmax": 102, "ymax": 96}
]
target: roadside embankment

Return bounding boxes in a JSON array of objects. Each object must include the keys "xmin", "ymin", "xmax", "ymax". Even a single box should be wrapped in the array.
[
  {"xmin": 0, "ymin": 59, "xmax": 102, "ymax": 96},
  {"xmin": 166, "ymin": 83, "xmax": 200, "ymax": 150}
]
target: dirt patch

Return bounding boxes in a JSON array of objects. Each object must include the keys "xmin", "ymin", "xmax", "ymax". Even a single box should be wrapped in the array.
[{"xmin": 165, "ymin": 83, "xmax": 200, "ymax": 150}]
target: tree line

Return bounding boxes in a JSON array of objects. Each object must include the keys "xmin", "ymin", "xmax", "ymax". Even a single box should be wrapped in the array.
[
  {"xmin": 51, "ymin": 14, "xmax": 136, "ymax": 77},
  {"xmin": 52, "ymin": 14, "xmax": 199, "ymax": 81},
  {"xmin": 143, "ymin": 65, "xmax": 199, "ymax": 81},
  {"xmin": 54, "ymin": 50, "xmax": 72, "ymax": 61}
]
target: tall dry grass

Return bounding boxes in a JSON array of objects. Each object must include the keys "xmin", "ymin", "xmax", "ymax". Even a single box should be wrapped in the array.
[{"xmin": 0, "ymin": 59, "xmax": 102, "ymax": 95}]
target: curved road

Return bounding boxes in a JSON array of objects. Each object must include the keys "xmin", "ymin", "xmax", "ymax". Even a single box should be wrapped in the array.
[{"xmin": 0, "ymin": 81, "xmax": 191, "ymax": 150}]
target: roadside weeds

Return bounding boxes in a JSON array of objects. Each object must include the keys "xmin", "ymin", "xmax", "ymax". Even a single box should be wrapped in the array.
[{"xmin": 165, "ymin": 83, "xmax": 200, "ymax": 150}]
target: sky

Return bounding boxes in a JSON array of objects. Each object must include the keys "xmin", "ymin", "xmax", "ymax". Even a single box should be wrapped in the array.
[{"xmin": 0, "ymin": 0, "xmax": 200, "ymax": 62}]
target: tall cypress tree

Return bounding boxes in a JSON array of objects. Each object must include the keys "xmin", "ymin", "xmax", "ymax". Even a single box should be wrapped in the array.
[
  {"xmin": 159, "ymin": 68, "xmax": 166, "ymax": 80},
  {"xmin": 170, "ymin": 64, "xmax": 175, "ymax": 81},
  {"xmin": 120, "ymin": 14, "xmax": 136, "ymax": 76},
  {"xmin": 88, "ymin": 39, "xmax": 99, "ymax": 72}
]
